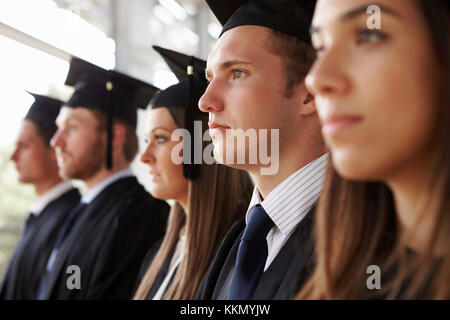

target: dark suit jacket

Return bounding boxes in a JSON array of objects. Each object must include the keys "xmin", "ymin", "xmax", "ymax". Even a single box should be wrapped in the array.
[
  {"xmin": 135, "ymin": 240, "xmax": 177, "ymax": 300},
  {"xmin": 196, "ymin": 206, "xmax": 316, "ymax": 300},
  {"xmin": 0, "ymin": 188, "xmax": 81, "ymax": 300}
]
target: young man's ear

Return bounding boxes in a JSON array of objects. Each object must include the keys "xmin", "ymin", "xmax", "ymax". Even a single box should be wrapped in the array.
[
  {"xmin": 112, "ymin": 123, "xmax": 126, "ymax": 150},
  {"xmin": 304, "ymin": 93, "xmax": 314, "ymax": 105},
  {"xmin": 299, "ymin": 81, "xmax": 316, "ymax": 116},
  {"xmin": 50, "ymin": 146, "xmax": 58, "ymax": 163}
]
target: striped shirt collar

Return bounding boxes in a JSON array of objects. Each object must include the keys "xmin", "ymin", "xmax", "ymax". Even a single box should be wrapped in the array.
[{"xmin": 246, "ymin": 153, "xmax": 329, "ymax": 235}]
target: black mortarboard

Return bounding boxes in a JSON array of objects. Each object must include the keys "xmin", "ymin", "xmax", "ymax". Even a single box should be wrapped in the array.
[
  {"xmin": 206, "ymin": 0, "xmax": 316, "ymax": 44},
  {"xmin": 150, "ymin": 47, "xmax": 208, "ymax": 180},
  {"xmin": 24, "ymin": 92, "xmax": 63, "ymax": 144},
  {"xmin": 64, "ymin": 56, "xmax": 159, "ymax": 169},
  {"xmin": 152, "ymin": 46, "xmax": 207, "ymax": 81}
]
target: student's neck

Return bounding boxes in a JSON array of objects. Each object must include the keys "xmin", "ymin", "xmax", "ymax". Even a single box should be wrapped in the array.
[
  {"xmin": 387, "ymin": 151, "xmax": 437, "ymax": 254},
  {"xmin": 34, "ymin": 176, "xmax": 63, "ymax": 196},
  {"xmin": 250, "ymin": 149, "xmax": 326, "ymax": 199},
  {"xmin": 177, "ymin": 197, "xmax": 189, "ymax": 216},
  {"xmin": 84, "ymin": 162, "xmax": 129, "ymax": 191}
]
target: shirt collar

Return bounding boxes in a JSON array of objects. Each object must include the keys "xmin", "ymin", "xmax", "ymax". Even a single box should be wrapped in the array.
[
  {"xmin": 81, "ymin": 167, "xmax": 134, "ymax": 204},
  {"xmin": 245, "ymin": 153, "xmax": 329, "ymax": 235},
  {"xmin": 30, "ymin": 180, "xmax": 75, "ymax": 216}
]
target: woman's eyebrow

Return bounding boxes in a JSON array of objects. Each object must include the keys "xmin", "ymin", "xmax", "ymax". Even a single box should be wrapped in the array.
[
  {"xmin": 341, "ymin": 4, "xmax": 403, "ymax": 22},
  {"xmin": 150, "ymin": 127, "xmax": 171, "ymax": 133},
  {"xmin": 310, "ymin": 3, "xmax": 403, "ymax": 34}
]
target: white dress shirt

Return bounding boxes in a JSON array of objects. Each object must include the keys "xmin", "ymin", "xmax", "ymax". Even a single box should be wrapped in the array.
[
  {"xmin": 245, "ymin": 153, "xmax": 329, "ymax": 271},
  {"xmin": 81, "ymin": 167, "xmax": 134, "ymax": 204},
  {"xmin": 152, "ymin": 234, "xmax": 186, "ymax": 300},
  {"xmin": 30, "ymin": 180, "xmax": 75, "ymax": 216}
]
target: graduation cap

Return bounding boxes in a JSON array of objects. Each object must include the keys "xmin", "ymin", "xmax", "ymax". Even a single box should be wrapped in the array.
[
  {"xmin": 150, "ymin": 47, "xmax": 208, "ymax": 180},
  {"xmin": 152, "ymin": 45, "xmax": 206, "ymax": 81},
  {"xmin": 206, "ymin": 0, "xmax": 316, "ymax": 44},
  {"xmin": 24, "ymin": 92, "xmax": 63, "ymax": 145},
  {"xmin": 64, "ymin": 56, "xmax": 159, "ymax": 169}
]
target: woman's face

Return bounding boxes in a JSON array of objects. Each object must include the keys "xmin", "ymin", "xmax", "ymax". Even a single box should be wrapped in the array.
[
  {"xmin": 307, "ymin": 0, "xmax": 443, "ymax": 181},
  {"xmin": 140, "ymin": 107, "xmax": 189, "ymax": 204}
]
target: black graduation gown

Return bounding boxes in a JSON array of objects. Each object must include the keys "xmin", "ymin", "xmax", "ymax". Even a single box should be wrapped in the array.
[
  {"xmin": 196, "ymin": 206, "xmax": 316, "ymax": 300},
  {"xmin": 41, "ymin": 177, "xmax": 169, "ymax": 300},
  {"xmin": 133, "ymin": 240, "xmax": 177, "ymax": 300},
  {"xmin": 133, "ymin": 240, "xmax": 162, "ymax": 295},
  {"xmin": 0, "ymin": 188, "xmax": 81, "ymax": 300},
  {"xmin": 135, "ymin": 202, "xmax": 251, "ymax": 300}
]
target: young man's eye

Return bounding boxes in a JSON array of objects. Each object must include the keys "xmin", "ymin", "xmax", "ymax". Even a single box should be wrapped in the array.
[
  {"xmin": 205, "ymin": 72, "xmax": 212, "ymax": 83},
  {"xmin": 356, "ymin": 30, "xmax": 388, "ymax": 44},
  {"xmin": 67, "ymin": 124, "xmax": 77, "ymax": 131},
  {"xmin": 232, "ymin": 69, "xmax": 244, "ymax": 79}
]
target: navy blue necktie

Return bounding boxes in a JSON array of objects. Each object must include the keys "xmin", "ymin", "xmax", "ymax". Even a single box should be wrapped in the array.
[
  {"xmin": 37, "ymin": 202, "xmax": 87, "ymax": 300},
  {"xmin": 24, "ymin": 212, "xmax": 36, "ymax": 233},
  {"xmin": 226, "ymin": 204, "xmax": 275, "ymax": 300}
]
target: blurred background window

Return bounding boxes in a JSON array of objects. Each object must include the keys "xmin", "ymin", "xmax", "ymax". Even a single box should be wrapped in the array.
[{"xmin": 0, "ymin": 0, "xmax": 220, "ymax": 279}]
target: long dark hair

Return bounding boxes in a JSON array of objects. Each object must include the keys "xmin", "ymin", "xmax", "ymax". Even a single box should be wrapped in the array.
[
  {"xmin": 297, "ymin": 0, "xmax": 450, "ymax": 299},
  {"xmin": 134, "ymin": 108, "xmax": 253, "ymax": 299}
]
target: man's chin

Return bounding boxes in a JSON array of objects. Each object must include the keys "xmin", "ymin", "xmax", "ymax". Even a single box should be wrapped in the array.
[
  {"xmin": 59, "ymin": 166, "xmax": 77, "ymax": 180},
  {"xmin": 212, "ymin": 145, "xmax": 225, "ymax": 165},
  {"xmin": 17, "ymin": 175, "xmax": 30, "ymax": 184},
  {"xmin": 60, "ymin": 162, "xmax": 104, "ymax": 182},
  {"xmin": 213, "ymin": 148, "xmax": 243, "ymax": 169}
]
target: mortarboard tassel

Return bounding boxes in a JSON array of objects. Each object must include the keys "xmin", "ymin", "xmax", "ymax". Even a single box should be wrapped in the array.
[
  {"xmin": 183, "ymin": 56, "xmax": 200, "ymax": 180},
  {"xmin": 106, "ymin": 80, "xmax": 114, "ymax": 170}
]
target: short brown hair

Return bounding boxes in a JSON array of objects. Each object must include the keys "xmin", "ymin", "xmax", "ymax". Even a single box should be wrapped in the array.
[
  {"xmin": 265, "ymin": 30, "xmax": 316, "ymax": 98},
  {"xmin": 90, "ymin": 110, "xmax": 139, "ymax": 162},
  {"xmin": 32, "ymin": 122, "xmax": 56, "ymax": 146}
]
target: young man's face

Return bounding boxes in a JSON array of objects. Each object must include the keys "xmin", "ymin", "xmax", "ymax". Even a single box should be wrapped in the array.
[
  {"xmin": 10, "ymin": 120, "xmax": 57, "ymax": 184},
  {"xmin": 51, "ymin": 106, "xmax": 105, "ymax": 181},
  {"xmin": 199, "ymin": 25, "xmax": 301, "ymax": 170}
]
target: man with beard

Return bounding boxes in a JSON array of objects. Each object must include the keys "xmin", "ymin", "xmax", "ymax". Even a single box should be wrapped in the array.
[
  {"xmin": 36, "ymin": 57, "xmax": 169, "ymax": 300},
  {"xmin": 0, "ymin": 93, "xmax": 80, "ymax": 300}
]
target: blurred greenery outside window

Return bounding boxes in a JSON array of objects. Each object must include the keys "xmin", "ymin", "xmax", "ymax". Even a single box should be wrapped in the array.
[{"xmin": 0, "ymin": 0, "xmax": 115, "ymax": 279}]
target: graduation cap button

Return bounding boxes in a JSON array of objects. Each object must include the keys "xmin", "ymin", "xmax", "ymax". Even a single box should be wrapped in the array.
[{"xmin": 106, "ymin": 81, "xmax": 114, "ymax": 91}]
